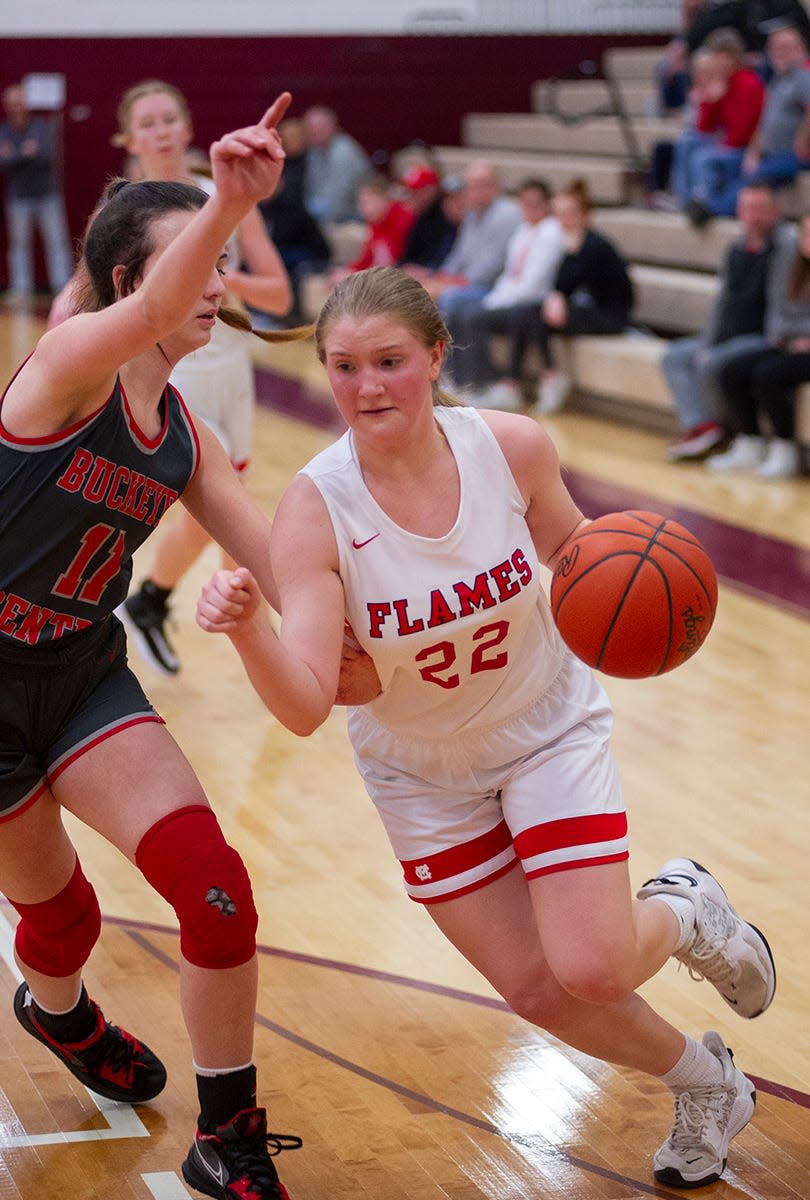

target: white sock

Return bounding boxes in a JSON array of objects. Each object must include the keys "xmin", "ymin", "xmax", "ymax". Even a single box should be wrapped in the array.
[
  {"xmin": 648, "ymin": 893, "xmax": 696, "ymax": 953},
  {"xmin": 29, "ymin": 989, "xmax": 83, "ymax": 1016},
  {"xmin": 193, "ymin": 1059, "xmax": 254, "ymax": 1078},
  {"xmin": 659, "ymin": 1035, "xmax": 724, "ymax": 1092}
]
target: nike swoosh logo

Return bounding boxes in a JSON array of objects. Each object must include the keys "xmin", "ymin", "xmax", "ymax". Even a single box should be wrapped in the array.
[
  {"xmin": 352, "ymin": 534, "xmax": 380, "ymax": 549},
  {"xmin": 198, "ymin": 1145, "xmax": 227, "ymax": 1186}
]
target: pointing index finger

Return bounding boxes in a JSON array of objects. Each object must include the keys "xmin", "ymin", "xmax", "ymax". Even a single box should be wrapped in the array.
[{"xmin": 259, "ymin": 92, "xmax": 292, "ymax": 131}]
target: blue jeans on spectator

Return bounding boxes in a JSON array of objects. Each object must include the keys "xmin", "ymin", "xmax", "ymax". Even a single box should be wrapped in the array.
[
  {"xmin": 672, "ymin": 130, "xmax": 747, "ymax": 214},
  {"xmin": 672, "ymin": 130, "xmax": 719, "ymax": 208},
  {"xmin": 702, "ymin": 150, "xmax": 809, "ymax": 218},
  {"xmin": 700, "ymin": 145, "xmax": 746, "ymax": 214},
  {"xmin": 4, "ymin": 192, "xmax": 73, "ymax": 295},
  {"xmin": 662, "ymin": 333, "xmax": 769, "ymax": 431},
  {"xmin": 437, "ymin": 283, "xmax": 490, "ymax": 326}
]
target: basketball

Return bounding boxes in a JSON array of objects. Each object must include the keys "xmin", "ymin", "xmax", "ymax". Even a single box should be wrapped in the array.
[{"xmin": 550, "ymin": 510, "xmax": 718, "ymax": 678}]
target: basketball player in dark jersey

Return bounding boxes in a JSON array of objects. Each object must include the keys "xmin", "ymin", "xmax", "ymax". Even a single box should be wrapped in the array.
[{"xmin": 0, "ymin": 95, "xmax": 313, "ymax": 1200}]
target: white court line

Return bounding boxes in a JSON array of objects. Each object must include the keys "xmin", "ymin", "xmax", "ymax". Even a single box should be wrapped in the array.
[
  {"xmin": 0, "ymin": 908, "xmax": 149, "ymax": 1147},
  {"xmin": 142, "ymin": 1172, "xmax": 192, "ymax": 1199}
]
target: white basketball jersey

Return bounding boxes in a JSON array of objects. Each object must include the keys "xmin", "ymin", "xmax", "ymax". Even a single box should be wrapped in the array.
[
  {"xmin": 169, "ymin": 174, "xmax": 255, "ymax": 467},
  {"xmin": 301, "ymin": 405, "xmax": 568, "ymax": 739}
]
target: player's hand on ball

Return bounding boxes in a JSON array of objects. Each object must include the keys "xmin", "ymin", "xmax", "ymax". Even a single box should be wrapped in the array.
[{"xmin": 197, "ymin": 566, "xmax": 262, "ymax": 634}]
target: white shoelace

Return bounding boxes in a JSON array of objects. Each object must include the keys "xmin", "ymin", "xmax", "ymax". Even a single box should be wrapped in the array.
[{"xmin": 669, "ymin": 1084, "xmax": 734, "ymax": 1151}]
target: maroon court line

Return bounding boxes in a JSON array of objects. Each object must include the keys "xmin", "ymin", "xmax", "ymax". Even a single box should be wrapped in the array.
[
  {"xmin": 105, "ymin": 916, "xmax": 810, "ymax": 1117},
  {"xmin": 120, "ymin": 925, "xmax": 691, "ymax": 1199}
]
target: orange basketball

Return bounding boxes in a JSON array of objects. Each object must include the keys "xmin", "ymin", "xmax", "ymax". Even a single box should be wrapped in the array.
[{"xmin": 550, "ymin": 510, "xmax": 718, "ymax": 678}]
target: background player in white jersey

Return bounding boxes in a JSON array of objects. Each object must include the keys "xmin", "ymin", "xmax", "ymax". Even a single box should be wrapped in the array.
[
  {"xmin": 116, "ymin": 81, "xmax": 293, "ymax": 675},
  {"xmin": 52, "ymin": 79, "xmax": 294, "ymax": 676},
  {"xmin": 198, "ymin": 266, "xmax": 776, "ymax": 1190},
  {"xmin": 1, "ymin": 95, "xmax": 305, "ymax": 1200}
]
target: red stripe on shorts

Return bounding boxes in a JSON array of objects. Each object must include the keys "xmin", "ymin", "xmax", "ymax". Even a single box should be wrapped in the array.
[
  {"xmin": 401, "ymin": 819, "xmax": 513, "ymax": 885},
  {"xmin": 513, "ymin": 811, "xmax": 628, "ymax": 860},
  {"xmin": 524, "ymin": 851, "xmax": 629, "ymax": 881}
]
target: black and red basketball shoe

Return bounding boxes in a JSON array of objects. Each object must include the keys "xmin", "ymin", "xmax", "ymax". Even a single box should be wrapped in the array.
[
  {"xmin": 182, "ymin": 1107, "xmax": 302, "ymax": 1199},
  {"xmin": 13, "ymin": 982, "xmax": 167, "ymax": 1103}
]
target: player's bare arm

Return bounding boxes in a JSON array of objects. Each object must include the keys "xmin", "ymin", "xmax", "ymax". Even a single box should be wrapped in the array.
[
  {"xmin": 200, "ymin": 475, "xmax": 346, "ymax": 736},
  {"xmin": 483, "ymin": 411, "xmax": 586, "ymax": 567}
]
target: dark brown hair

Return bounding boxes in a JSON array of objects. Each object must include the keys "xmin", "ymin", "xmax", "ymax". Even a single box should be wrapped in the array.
[{"xmin": 74, "ymin": 178, "xmax": 310, "ymax": 345}]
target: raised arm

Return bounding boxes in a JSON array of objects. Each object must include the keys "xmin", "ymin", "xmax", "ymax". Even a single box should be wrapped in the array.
[{"xmin": 4, "ymin": 95, "xmax": 291, "ymax": 430}]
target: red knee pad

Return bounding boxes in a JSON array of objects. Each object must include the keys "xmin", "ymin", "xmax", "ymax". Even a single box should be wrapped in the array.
[
  {"xmin": 135, "ymin": 805, "xmax": 258, "ymax": 969},
  {"xmin": 10, "ymin": 858, "xmax": 101, "ymax": 978}
]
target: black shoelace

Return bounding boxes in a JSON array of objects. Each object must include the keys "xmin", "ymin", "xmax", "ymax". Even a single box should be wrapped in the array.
[
  {"xmin": 80, "ymin": 1020, "xmax": 141, "ymax": 1078},
  {"xmin": 225, "ymin": 1130, "xmax": 303, "ymax": 1195}
]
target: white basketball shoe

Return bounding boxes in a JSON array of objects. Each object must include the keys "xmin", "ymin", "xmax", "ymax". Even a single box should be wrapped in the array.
[
  {"xmin": 637, "ymin": 858, "xmax": 776, "ymax": 1018},
  {"xmin": 654, "ymin": 1031, "xmax": 756, "ymax": 1187}
]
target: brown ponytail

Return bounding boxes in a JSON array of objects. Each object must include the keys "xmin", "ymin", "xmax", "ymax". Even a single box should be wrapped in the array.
[{"xmin": 218, "ymin": 305, "xmax": 313, "ymax": 344}]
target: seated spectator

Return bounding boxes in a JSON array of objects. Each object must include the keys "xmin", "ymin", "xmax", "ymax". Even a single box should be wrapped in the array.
[
  {"xmin": 337, "ymin": 173, "xmax": 414, "ymax": 274},
  {"xmin": 0, "ymin": 83, "xmax": 73, "ymax": 299},
  {"xmin": 441, "ymin": 178, "xmax": 565, "ymax": 409},
  {"xmin": 661, "ymin": 184, "xmax": 794, "ymax": 460},
  {"xmin": 647, "ymin": 48, "xmax": 720, "ymax": 209},
  {"xmin": 459, "ymin": 179, "xmax": 633, "ymax": 416},
  {"xmin": 408, "ymin": 159, "xmax": 520, "ymax": 323},
  {"xmin": 710, "ymin": 212, "xmax": 810, "ymax": 475},
  {"xmin": 303, "ymin": 105, "xmax": 371, "ymax": 223},
  {"xmin": 258, "ymin": 117, "xmax": 331, "ymax": 322},
  {"xmin": 652, "ymin": 1, "xmax": 710, "ymax": 115},
  {"xmin": 672, "ymin": 27, "xmax": 765, "ymax": 226},
  {"xmin": 439, "ymin": 173, "xmax": 466, "ymax": 232},
  {"xmin": 723, "ymin": 23, "xmax": 810, "ymax": 210},
  {"xmin": 397, "ymin": 164, "xmax": 459, "ymax": 271}
]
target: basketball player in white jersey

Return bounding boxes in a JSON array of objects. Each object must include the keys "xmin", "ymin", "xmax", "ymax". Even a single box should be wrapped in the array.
[{"xmin": 197, "ymin": 266, "xmax": 775, "ymax": 1190}]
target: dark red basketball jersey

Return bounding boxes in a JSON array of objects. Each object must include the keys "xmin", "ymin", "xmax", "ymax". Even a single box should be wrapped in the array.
[{"xmin": 0, "ymin": 374, "xmax": 200, "ymax": 649}]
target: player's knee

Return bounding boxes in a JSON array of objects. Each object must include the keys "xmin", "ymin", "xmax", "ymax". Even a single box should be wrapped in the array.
[
  {"xmin": 551, "ymin": 950, "xmax": 632, "ymax": 1006},
  {"xmin": 499, "ymin": 970, "xmax": 562, "ymax": 1029},
  {"xmin": 10, "ymin": 858, "xmax": 101, "ymax": 977},
  {"xmin": 136, "ymin": 805, "xmax": 258, "ymax": 969}
]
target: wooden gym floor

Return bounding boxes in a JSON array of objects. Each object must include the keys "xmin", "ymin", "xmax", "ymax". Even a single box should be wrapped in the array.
[{"xmin": 0, "ymin": 303, "xmax": 808, "ymax": 1199}]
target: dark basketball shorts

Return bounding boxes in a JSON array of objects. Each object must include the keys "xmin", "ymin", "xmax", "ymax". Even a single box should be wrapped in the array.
[{"xmin": 0, "ymin": 616, "xmax": 163, "ymax": 822}]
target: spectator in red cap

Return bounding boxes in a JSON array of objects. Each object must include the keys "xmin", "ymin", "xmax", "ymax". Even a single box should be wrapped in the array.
[
  {"xmin": 335, "ymin": 173, "xmax": 414, "ymax": 278},
  {"xmin": 398, "ymin": 163, "xmax": 460, "ymax": 270}
]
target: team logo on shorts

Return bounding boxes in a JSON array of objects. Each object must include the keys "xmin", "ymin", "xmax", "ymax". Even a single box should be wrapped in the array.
[{"xmin": 415, "ymin": 864, "xmax": 432, "ymax": 882}]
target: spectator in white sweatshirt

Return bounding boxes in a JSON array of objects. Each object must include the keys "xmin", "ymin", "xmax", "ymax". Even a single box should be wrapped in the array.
[{"xmin": 443, "ymin": 178, "xmax": 564, "ymax": 409}]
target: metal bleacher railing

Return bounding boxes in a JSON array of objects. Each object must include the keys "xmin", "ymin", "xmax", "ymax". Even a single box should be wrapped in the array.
[{"xmin": 541, "ymin": 59, "xmax": 650, "ymax": 183}]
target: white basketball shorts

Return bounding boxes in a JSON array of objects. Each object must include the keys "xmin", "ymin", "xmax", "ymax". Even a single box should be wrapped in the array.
[{"xmin": 349, "ymin": 653, "xmax": 628, "ymax": 903}]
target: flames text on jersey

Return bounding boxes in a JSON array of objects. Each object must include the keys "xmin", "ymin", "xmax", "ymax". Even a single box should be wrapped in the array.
[{"xmin": 366, "ymin": 547, "xmax": 533, "ymax": 638}]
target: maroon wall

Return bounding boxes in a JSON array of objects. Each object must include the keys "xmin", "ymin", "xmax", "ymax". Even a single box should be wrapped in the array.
[{"xmin": 0, "ymin": 33, "xmax": 664, "ymax": 286}]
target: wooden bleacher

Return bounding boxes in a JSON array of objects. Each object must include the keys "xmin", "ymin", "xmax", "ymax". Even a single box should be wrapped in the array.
[{"xmin": 300, "ymin": 45, "xmax": 810, "ymax": 452}]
